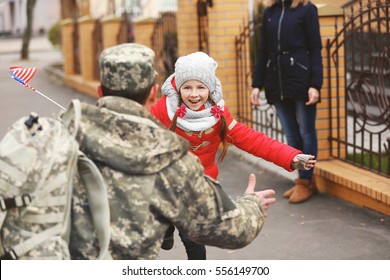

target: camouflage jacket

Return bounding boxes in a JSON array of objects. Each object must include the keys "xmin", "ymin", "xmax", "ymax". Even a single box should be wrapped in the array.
[{"xmin": 68, "ymin": 96, "xmax": 266, "ymax": 260}]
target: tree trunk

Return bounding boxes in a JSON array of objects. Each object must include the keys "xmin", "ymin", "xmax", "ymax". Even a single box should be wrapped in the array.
[{"xmin": 21, "ymin": 0, "xmax": 37, "ymax": 60}]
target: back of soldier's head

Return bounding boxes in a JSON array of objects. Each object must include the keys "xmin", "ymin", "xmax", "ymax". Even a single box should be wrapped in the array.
[{"xmin": 99, "ymin": 43, "xmax": 157, "ymax": 104}]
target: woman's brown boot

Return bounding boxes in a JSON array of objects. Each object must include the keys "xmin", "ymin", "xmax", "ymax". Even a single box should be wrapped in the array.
[
  {"xmin": 288, "ymin": 179, "xmax": 313, "ymax": 203},
  {"xmin": 283, "ymin": 186, "xmax": 295, "ymax": 198}
]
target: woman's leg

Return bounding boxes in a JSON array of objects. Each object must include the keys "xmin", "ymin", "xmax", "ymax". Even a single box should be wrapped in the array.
[
  {"xmin": 178, "ymin": 230, "xmax": 206, "ymax": 260},
  {"xmin": 273, "ymin": 100, "xmax": 302, "ymax": 149},
  {"xmin": 274, "ymin": 99, "xmax": 317, "ymax": 203},
  {"xmin": 294, "ymin": 100, "xmax": 318, "ymax": 181}
]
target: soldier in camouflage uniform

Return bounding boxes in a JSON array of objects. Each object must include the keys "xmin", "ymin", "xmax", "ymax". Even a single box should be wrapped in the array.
[{"xmin": 68, "ymin": 43, "xmax": 276, "ymax": 260}]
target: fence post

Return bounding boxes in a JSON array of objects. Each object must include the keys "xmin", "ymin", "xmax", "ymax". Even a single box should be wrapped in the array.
[
  {"xmin": 176, "ymin": 0, "xmax": 200, "ymax": 55},
  {"xmin": 78, "ymin": 15, "xmax": 96, "ymax": 81},
  {"xmin": 317, "ymin": 8, "xmax": 344, "ymax": 161},
  {"xmin": 60, "ymin": 18, "xmax": 75, "ymax": 76},
  {"xmin": 101, "ymin": 15, "xmax": 122, "ymax": 49},
  {"xmin": 132, "ymin": 17, "xmax": 157, "ymax": 48}
]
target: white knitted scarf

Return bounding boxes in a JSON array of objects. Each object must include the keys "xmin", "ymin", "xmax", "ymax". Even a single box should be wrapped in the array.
[{"xmin": 161, "ymin": 74, "xmax": 225, "ymax": 132}]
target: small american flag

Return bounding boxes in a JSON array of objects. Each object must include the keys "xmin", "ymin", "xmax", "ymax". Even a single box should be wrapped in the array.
[
  {"xmin": 9, "ymin": 65, "xmax": 66, "ymax": 111},
  {"xmin": 9, "ymin": 66, "xmax": 37, "ymax": 90}
]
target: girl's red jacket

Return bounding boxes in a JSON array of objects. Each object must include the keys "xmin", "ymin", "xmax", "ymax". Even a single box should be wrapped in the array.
[{"xmin": 150, "ymin": 96, "xmax": 301, "ymax": 179}]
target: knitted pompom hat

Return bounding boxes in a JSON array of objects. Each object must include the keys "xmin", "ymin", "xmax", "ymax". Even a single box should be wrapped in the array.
[
  {"xmin": 174, "ymin": 51, "xmax": 218, "ymax": 94},
  {"xmin": 161, "ymin": 52, "xmax": 224, "ymax": 131}
]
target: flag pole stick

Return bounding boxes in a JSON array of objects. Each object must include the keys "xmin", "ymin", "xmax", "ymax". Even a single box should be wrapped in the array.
[
  {"xmin": 34, "ymin": 89, "xmax": 67, "ymax": 111},
  {"xmin": 9, "ymin": 66, "xmax": 67, "ymax": 111}
]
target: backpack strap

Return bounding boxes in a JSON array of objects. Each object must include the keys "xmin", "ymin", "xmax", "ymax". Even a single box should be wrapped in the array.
[
  {"xmin": 77, "ymin": 152, "xmax": 111, "ymax": 260},
  {"xmin": 62, "ymin": 99, "xmax": 111, "ymax": 259},
  {"xmin": 0, "ymin": 193, "xmax": 60, "ymax": 260},
  {"xmin": 0, "ymin": 224, "xmax": 63, "ymax": 259}
]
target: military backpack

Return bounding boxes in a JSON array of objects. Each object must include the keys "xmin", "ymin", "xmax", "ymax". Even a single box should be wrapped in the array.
[{"xmin": 0, "ymin": 103, "xmax": 111, "ymax": 260}]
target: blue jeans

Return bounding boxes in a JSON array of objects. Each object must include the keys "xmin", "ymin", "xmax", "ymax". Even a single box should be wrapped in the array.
[{"xmin": 273, "ymin": 99, "xmax": 317, "ymax": 180}]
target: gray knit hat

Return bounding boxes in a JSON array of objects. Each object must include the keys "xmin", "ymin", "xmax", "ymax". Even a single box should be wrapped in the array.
[
  {"xmin": 99, "ymin": 43, "xmax": 157, "ymax": 92},
  {"xmin": 174, "ymin": 52, "xmax": 218, "ymax": 93}
]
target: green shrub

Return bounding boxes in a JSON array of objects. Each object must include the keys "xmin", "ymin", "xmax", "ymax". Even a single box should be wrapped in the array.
[{"xmin": 48, "ymin": 21, "xmax": 61, "ymax": 48}]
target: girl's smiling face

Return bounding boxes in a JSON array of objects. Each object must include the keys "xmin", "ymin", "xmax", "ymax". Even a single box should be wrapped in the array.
[{"xmin": 179, "ymin": 80, "xmax": 210, "ymax": 111}]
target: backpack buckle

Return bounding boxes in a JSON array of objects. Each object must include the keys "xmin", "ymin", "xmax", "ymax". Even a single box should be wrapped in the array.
[
  {"xmin": 21, "ymin": 194, "xmax": 32, "ymax": 206},
  {"xmin": 0, "ymin": 194, "xmax": 32, "ymax": 211}
]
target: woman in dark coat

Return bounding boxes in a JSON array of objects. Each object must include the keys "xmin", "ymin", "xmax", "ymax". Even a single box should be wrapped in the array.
[{"xmin": 251, "ymin": 0, "xmax": 323, "ymax": 203}]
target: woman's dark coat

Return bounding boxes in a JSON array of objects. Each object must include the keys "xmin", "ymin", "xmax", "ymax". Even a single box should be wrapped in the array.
[{"xmin": 251, "ymin": 0, "xmax": 323, "ymax": 104}]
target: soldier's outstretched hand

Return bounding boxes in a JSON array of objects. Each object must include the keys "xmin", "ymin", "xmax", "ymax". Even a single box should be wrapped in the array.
[{"xmin": 245, "ymin": 173, "xmax": 276, "ymax": 214}]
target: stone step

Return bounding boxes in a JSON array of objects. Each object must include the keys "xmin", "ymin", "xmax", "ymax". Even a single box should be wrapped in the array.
[{"xmin": 314, "ymin": 160, "xmax": 390, "ymax": 216}]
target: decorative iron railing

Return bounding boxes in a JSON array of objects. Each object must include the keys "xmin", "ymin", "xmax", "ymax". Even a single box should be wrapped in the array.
[
  {"xmin": 327, "ymin": 0, "xmax": 390, "ymax": 177},
  {"xmin": 93, "ymin": 19, "xmax": 103, "ymax": 80},
  {"xmin": 151, "ymin": 12, "xmax": 178, "ymax": 94},
  {"xmin": 73, "ymin": 18, "xmax": 81, "ymax": 75},
  {"xmin": 235, "ymin": 18, "xmax": 286, "ymax": 143},
  {"xmin": 236, "ymin": 0, "xmax": 390, "ymax": 177},
  {"xmin": 117, "ymin": 14, "xmax": 134, "ymax": 44},
  {"xmin": 197, "ymin": 0, "xmax": 213, "ymax": 54}
]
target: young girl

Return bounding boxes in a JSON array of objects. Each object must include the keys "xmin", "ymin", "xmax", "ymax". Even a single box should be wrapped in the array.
[{"xmin": 150, "ymin": 51, "xmax": 315, "ymax": 259}]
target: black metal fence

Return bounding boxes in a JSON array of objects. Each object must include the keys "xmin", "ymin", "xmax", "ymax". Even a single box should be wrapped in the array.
[
  {"xmin": 151, "ymin": 12, "xmax": 178, "ymax": 93},
  {"xmin": 236, "ymin": 0, "xmax": 390, "ymax": 177},
  {"xmin": 235, "ymin": 16, "xmax": 286, "ymax": 143},
  {"xmin": 72, "ymin": 18, "xmax": 81, "ymax": 75},
  {"xmin": 93, "ymin": 19, "xmax": 103, "ymax": 80},
  {"xmin": 326, "ymin": 0, "xmax": 390, "ymax": 177},
  {"xmin": 117, "ymin": 14, "xmax": 134, "ymax": 44},
  {"xmin": 150, "ymin": 0, "xmax": 211, "ymax": 92},
  {"xmin": 197, "ymin": 0, "xmax": 213, "ymax": 54}
]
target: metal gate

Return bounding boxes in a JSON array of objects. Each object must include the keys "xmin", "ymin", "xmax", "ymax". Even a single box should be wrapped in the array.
[
  {"xmin": 73, "ymin": 18, "xmax": 81, "ymax": 75},
  {"xmin": 236, "ymin": 0, "xmax": 390, "ymax": 176},
  {"xmin": 235, "ymin": 11, "xmax": 286, "ymax": 143},
  {"xmin": 93, "ymin": 19, "xmax": 103, "ymax": 80},
  {"xmin": 326, "ymin": 0, "xmax": 390, "ymax": 176},
  {"xmin": 197, "ymin": 0, "xmax": 213, "ymax": 54},
  {"xmin": 151, "ymin": 11, "xmax": 178, "ymax": 92}
]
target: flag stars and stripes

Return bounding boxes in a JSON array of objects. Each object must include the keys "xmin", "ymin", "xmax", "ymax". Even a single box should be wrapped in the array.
[{"xmin": 9, "ymin": 66, "xmax": 37, "ymax": 90}]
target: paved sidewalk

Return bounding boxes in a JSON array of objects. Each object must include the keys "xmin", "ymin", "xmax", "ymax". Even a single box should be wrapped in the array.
[
  {"xmin": 1, "ymin": 36, "xmax": 389, "ymax": 260},
  {"xmin": 0, "ymin": 35, "xmax": 54, "ymax": 54},
  {"xmin": 158, "ymin": 150, "xmax": 390, "ymax": 260}
]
